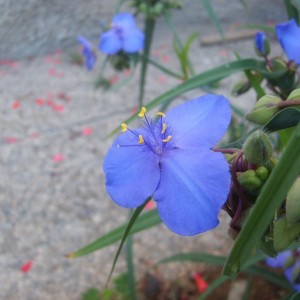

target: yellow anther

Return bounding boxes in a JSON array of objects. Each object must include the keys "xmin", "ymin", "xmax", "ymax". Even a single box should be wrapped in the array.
[
  {"xmin": 161, "ymin": 123, "xmax": 167, "ymax": 134},
  {"xmin": 162, "ymin": 135, "xmax": 172, "ymax": 143},
  {"xmin": 156, "ymin": 112, "xmax": 166, "ymax": 117},
  {"xmin": 138, "ymin": 107, "xmax": 147, "ymax": 117},
  {"xmin": 121, "ymin": 123, "xmax": 127, "ymax": 132},
  {"xmin": 138, "ymin": 135, "xmax": 145, "ymax": 144}
]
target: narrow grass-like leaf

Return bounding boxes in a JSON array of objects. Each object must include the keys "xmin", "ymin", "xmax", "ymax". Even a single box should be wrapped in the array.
[
  {"xmin": 201, "ymin": 0, "xmax": 224, "ymax": 39},
  {"xmin": 223, "ymin": 122, "xmax": 300, "ymax": 276},
  {"xmin": 67, "ymin": 204, "xmax": 161, "ymax": 258},
  {"xmin": 108, "ymin": 59, "xmax": 274, "ymax": 137},
  {"xmin": 284, "ymin": 0, "xmax": 300, "ymax": 23},
  {"xmin": 246, "ymin": 265, "xmax": 292, "ymax": 290},
  {"xmin": 242, "ymin": 278, "xmax": 253, "ymax": 300}
]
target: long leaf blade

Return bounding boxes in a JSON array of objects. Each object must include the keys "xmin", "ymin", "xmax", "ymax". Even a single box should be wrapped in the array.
[
  {"xmin": 67, "ymin": 206, "xmax": 161, "ymax": 258},
  {"xmin": 223, "ymin": 122, "xmax": 300, "ymax": 276}
]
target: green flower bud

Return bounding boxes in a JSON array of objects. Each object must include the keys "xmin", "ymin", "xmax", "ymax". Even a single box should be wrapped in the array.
[
  {"xmin": 283, "ymin": 255, "xmax": 296, "ymax": 269},
  {"xmin": 286, "ymin": 177, "xmax": 300, "ymax": 225},
  {"xmin": 287, "ymin": 88, "xmax": 300, "ymax": 109},
  {"xmin": 237, "ymin": 170, "xmax": 262, "ymax": 191},
  {"xmin": 243, "ymin": 131, "xmax": 273, "ymax": 165},
  {"xmin": 153, "ymin": 2, "xmax": 164, "ymax": 15},
  {"xmin": 246, "ymin": 95, "xmax": 281, "ymax": 125},
  {"xmin": 255, "ymin": 166, "xmax": 269, "ymax": 181},
  {"xmin": 231, "ymin": 79, "xmax": 251, "ymax": 96}
]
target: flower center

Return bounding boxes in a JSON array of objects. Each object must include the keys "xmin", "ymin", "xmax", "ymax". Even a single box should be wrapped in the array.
[{"xmin": 118, "ymin": 107, "xmax": 174, "ymax": 155}]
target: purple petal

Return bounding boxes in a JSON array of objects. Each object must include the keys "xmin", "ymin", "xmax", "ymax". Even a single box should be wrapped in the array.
[
  {"xmin": 122, "ymin": 28, "xmax": 145, "ymax": 53},
  {"xmin": 113, "ymin": 13, "xmax": 136, "ymax": 29},
  {"xmin": 99, "ymin": 30, "xmax": 122, "ymax": 55},
  {"xmin": 276, "ymin": 19, "xmax": 300, "ymax": 64},
  {"xmin": 153, "ymin": 148, "xmax": 230, "ymax": 235},
  {"xmin": 103, "ymin": 130, "xmax": 160, "ymax": 208},
  {"xmin": 165, "ymin": 94, "xmax": 231, "ymax": 149},
  {"xmin": 265, "ymin": 250, "xmax": 292, "ymax": 268}
]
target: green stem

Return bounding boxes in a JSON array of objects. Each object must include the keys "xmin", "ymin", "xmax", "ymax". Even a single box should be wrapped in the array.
[
  {"xmin": 126, "ymin": 210, "xmax": 136, "ymax": 300},
  {"xmin": 138, "ymin": 17, "xmax": 156, "ymax": 108}
]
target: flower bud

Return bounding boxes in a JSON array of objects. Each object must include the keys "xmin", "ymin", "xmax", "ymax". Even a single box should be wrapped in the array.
[
  {"xmin": 255, "ymin": 166, "xmax": 269, "ymax": 181},
  {"xmin": 286, "ymin": 177, "xmax": 300, "ymax": 225},
  {"xmin": 246, "ymin": 95, "xmax": 281, "ymax": 125},
  {"xmin": 231, "ymin": 78, "xmax": 251, "ymax": 96},
  {"xmin": 243, "ymin": 131, "xmax": 273, "ymax": 165},
  {"xmin": 254, "ymin": 32, "xmax": 270, "ymax": 57},
  {"xmin": 287, "ymin": 88, "xmax": 300, "ymax": 109},
  {"xmin": 237, "ymin": 170, "xmax": 262, "ymax": 191}
]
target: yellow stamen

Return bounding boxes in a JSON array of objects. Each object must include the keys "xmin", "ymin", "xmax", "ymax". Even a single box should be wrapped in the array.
[
  {"xmin": 121, "ymin": 123, "xmax": 127, "ymax": 132},
  {"xmin": 161, "ymin": 123, "xmax": 167, "ymax": 134},
  {"xmin": 156, "ymin": 112, "xmax": 166, "ymax": 117},
  {"xmin": 162, "ymin": 135, "xmax": 172, "ymax": 143},
  {"xmin": 138, "ymin": 135, "xmax": 145, "ymax": 144},
  {"xmin": 138, "ymin": 107, "xmax": 147, "ymax": 117}
]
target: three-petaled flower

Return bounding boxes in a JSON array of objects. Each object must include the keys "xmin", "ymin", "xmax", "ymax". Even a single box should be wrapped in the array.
[
  {"xmin": 99, "ymin": 13, "xmax": 145, "ymax": 55},
  {"xmin": 77, "ymin": 36, "xmax": 96, "ymax": 70},
  {"xmin": 276, "ymin": 19, "xmax": 300, "ymax": 64},
  {"xmin": 103, "ymin": 94, "xmax": 231, "ymax": 236}
]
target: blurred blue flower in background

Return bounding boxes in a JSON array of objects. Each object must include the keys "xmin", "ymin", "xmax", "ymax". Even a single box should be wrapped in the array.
[
  {"xmin": 276, "ymin": 19, "xmax": 300, "ymax": 64},
  {"xmin": 103, "ymin": 94, "xmax": 231, "ymax": 236},
  {"xmin": 266, "ymin": 249, "xmax": 300, "ymax": 291},
  {"xmin": 99, "ymin": 13, "xmax": 145, "ymax": 55},
  {"xmin": 77, "ymin": 36, "xmax": 96, "ymax": 70}
]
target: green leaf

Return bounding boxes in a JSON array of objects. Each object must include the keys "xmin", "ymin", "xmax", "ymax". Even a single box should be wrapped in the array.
[
  {"xmin": 263, "ymin": 108, "xmax": 300, "ymax": 132},
  {"xmin": 223, "ymin": 122, "xmax": 300, "ymax": 276},
  {"xmin": 159, "ymin": 252, "xmax": 226, "ymax": 266},
  {"xmin": 284, "ymin": 0, "xmax": 300, "ymax": 23},
  {"xmin": 108, "ymin": 59, "xmax": 275, "ymax": 137},
  {"xmin": 201, "ymin": 0, "xmax": 224, "ymax": 39},
  {"xmin": 286, "ymin": 178, "xmax": 300, "ymax": 225},
  {"xmin": 246, "ymin": 265, "xmax": 293, "ymax": 290},
  {"xmin": 67, "ymin": 205, "xmax": 161, "ymax": 258},
  {"xmin": 81, "ymin": 288, "xmax": 100, "ymax": 300}
]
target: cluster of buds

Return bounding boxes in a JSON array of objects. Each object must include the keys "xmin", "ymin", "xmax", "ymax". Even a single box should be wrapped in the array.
[
  {"xmin": 130, "ymin": 0, "xmax": 182, "ymax": 18},
  {"xmin": 222, "ymin": 130, "xmax": 274, "ymax": 237}
]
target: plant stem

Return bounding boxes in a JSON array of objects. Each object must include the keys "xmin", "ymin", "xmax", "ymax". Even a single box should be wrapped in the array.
[{"xmin": 138, "ymin": 17, "xmax": 156, "ymax": 108}]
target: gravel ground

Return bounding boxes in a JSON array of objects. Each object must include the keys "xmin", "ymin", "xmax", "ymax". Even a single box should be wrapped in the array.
[{"xmin": 1, "ymin": 2, "xmax": 286, "ymax": 299}]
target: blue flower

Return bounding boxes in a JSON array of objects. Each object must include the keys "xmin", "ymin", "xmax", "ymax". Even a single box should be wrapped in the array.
[
  {"xmin": 103, "ymin": 94, "xmax": 231, "ymax": 236},
  {"xmin": 99, "ymin": 13, "xmax": 145, "ymax": 55},
  {"xmin": 266, "ymin": 249, "xmax": 300, "ymax": 291},
  {"xmin": 254, "ymin": 32, "xmax": 268, "ymax": 56},
  {"xmin": 276, "ymin": 19, "xmax": 300, "ymax": 64},
  {"xmin": 77, "ymin": 36, "xmax": 96, "ymax": 70}
]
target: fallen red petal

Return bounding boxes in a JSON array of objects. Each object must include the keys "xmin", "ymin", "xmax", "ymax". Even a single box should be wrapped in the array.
[
  {"xmin": 193, "ymin": 273, "xmax": 208, "ymax": 293},
  {"xmin": 52, "ymin": 154, "xmax": 65, "ymax": 163},
  {"xmin": 12, "ymin": 100, "xmax": 20, "ymax": 109},
  {"xmin": 82, "ymin": 127, "xmax": 93, "ymax": 136},
  {"xmin": 20, "ymin": 261, "xmax": 33, "ymax": 273}
]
